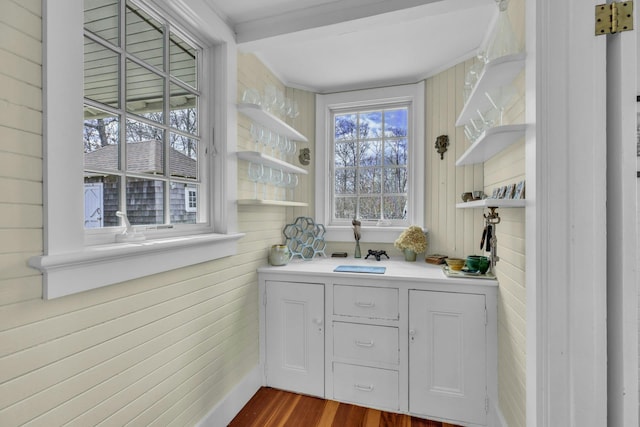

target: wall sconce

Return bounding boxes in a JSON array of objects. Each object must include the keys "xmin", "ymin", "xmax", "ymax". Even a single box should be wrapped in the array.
[{"xmin": 434, "ymin": 135, "xmax": 449, "ymax": 160}]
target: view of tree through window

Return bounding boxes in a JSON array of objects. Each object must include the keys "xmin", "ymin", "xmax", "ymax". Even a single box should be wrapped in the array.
[
  {"xmin": 332, "ymin": 106, "xmax": 409, "ymax": 222},
  {"xmin": 83, "ymin": 0, "xmax": 202, "ymax": 229}
]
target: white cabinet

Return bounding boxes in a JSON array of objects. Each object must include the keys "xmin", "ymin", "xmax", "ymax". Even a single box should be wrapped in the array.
[
  {"xmin": 258, "ymin": 260, "xmax": 498, "ymax": 425},
  {"xmin": 264, "ymin": 280, "xmax": 324, "ymax": 397},
  {"xmin": 409, "ymin": 290, "xmax": 488, "ymax": 426}
]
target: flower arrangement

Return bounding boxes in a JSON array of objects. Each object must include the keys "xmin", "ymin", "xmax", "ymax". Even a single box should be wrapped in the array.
[{"xmin": 394, "ymin": 226, "xmax": 427, "ymax": 253}]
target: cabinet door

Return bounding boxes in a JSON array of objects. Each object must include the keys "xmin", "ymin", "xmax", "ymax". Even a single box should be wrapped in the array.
[
  {"xmin": 265, "ymin": 281, "xmax": 324, "ymax": 397},
  {"xmin": 409, "ymin": 290, "xmax": 486, "ymax": 425}
]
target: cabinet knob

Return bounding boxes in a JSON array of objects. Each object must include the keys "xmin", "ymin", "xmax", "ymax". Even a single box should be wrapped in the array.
[
  {"xmin": 409, "ymin": 329, "xmax": 416, "ymax": 336},
  {"xmin": 312, "ymin": 317, "xmax": 323, "ymax": 326}
]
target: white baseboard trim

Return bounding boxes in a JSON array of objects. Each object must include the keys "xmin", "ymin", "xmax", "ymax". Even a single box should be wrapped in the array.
[
  {"xmin": 195, "ymin": 364, "xmax": 262, "ymax": 427},
  {"xmin": 493, "ymin": 402, "xmax": 509, "ymax": 427}
]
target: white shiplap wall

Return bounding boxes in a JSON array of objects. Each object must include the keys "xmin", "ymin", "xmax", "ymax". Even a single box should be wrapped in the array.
[{"xmin": 0, "ymin": 9, "xmax": 308, "ymax": 427}]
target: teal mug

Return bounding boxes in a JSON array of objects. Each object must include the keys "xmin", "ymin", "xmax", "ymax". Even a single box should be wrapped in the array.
[{"xmin": 466, "ymin": 255, "xmax": 490, "ymax": 274}]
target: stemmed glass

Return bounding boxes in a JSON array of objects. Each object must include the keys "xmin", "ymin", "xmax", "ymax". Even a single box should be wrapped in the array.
[
  {"xmin": 285, "ymin": 173, "xmax": 299, "ymax": 201},
  {"xmin": 264, "ymin": 85, "xmax": 277, "ymax": 113},
  {"xmin": 259, "ymin": 166, "xmax": 271, "ymax": 199},
  {"xmin": 247, "ymin": 162, "xmax": 263, "ymax": 199},
  {"xmin": 270, "ymin": 168, "xmax": 284, "ymax": 200}
]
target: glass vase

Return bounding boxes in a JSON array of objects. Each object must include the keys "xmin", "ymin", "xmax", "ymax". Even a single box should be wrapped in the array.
[
  {"xmin": 485, "ymin": 0, "xmax": 520, "ymax": 61},
  {"xmin": 354, "ymin": 241, "xmax": 361, "ymax": 258}
]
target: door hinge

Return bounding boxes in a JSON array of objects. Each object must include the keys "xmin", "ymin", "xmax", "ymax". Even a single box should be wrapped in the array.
[
  {"xmin": 596, "ymin": 1, "xmax": 634, "ymax": 35},
  {"xmin": 485, "ymin": 396, "xmax": 490, "ymax": 413},
  {"xmin": 485, "ymin": 305, "xmax": 488, "ymax": 326}
]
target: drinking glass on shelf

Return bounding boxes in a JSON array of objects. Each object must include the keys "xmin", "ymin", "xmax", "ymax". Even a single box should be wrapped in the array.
[
  {"xmin": 264, "ymin": 85, "xmax": 277, "ymax": 113},
  {"xmin": 285, "ymin": 173, "xmax": 299, "ymax": 201},
  {"xmin": 270, "ymin": 168, "xmax": 284, "ymax": 200},
  {"xmin": 259, "ymin": 166, "xmax": 271, "ymax": 199},
  {"xmin": 276, "ymin": 89, "xmax": 286, "ymax": 117},
  {"xmin": 247, "ymin": 162, "xmax": 263, "ymax": 199},
  {"xmin": 242, "ymin": 88, "xmax": 261, "ymax": 106},
  {"xmin": 260, "ymin": 129, "xmax": 271, "ymax": 153}
]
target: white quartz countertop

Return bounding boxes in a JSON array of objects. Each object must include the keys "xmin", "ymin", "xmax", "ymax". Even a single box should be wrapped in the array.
[{"xmin": 258, "ymin": 256, "xmax": 498, "ymax": 287}]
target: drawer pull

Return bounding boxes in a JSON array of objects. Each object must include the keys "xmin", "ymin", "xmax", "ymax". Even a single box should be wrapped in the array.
[
  {"xmin": 354, "ymin": 300, "xmax": 375, "ymax": 308},
  {"xmin": 354, "ymin": 339, "xmax": 374, "ymax": 348},
  {"xmin": 354, "ymin": 383, "xmax": 374, "ymax": 392}
]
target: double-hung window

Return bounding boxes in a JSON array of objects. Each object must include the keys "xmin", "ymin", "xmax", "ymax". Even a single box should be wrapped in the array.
[
  {"xmin": 83, "ymin": 1, "xmax": 204, "ymax": 236},
  {"xmin": 315, "ymin": 83, "xmax": 424, "ymax": 242},
  {"xmin": 31, "ymin": 1, "xmax": 241, "ymax": 299}
]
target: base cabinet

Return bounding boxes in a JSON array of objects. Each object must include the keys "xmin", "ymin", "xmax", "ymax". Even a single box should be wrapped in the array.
[
  {"xmin": 409, "ymin": 290, "xmax": 487, "ymax": 425},
  {"xmin": 259, "ymin": 265, "xmax": 497, "ymax": 426},
  {"xmin": 264, "ymin": 280, "xmax": 325, "ymax": 397}
]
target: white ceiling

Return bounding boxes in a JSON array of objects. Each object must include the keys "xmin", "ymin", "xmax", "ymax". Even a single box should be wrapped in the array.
[{"xmin": 207, "ymin": 0, "xmax": 498, "ymax": 93}]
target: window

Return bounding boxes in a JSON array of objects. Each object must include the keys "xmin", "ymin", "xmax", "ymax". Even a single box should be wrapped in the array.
[
  {"xmin": 332, "ymin": 106, "xmax": 409, "ymax": 224},
  {"xmin": 315, "ymin": 83, "xmax": 424, "ymax": 242},
  {"xmin": 30, "ymin": 1, "xmax": 241, "ymax": 299},
  {"xmin": 83, "ymin": 0, "xmax": 203, "ymax": 232}
]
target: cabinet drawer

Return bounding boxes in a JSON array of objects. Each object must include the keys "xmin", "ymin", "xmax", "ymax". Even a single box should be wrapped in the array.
[
  {"xmin": 333, "ymin": 363, "xmax": 399, "ymax": 411},
  {"xmin": 333, "ymin": 322, "xmax": 399, "ymax": 365},
  {"xmin": 333, "ymin": 285, "xmax": 398, "ymax": 319}
]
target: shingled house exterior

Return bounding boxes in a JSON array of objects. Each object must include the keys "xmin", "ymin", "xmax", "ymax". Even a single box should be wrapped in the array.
[{"xmin": 84, "ymin": 140, "xmax": 198, "ymax": 228}]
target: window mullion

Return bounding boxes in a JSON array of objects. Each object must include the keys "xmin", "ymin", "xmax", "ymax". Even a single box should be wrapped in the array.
[
  {"xmin": 163, "ymin": 20, "xmax": 171, "ymax": 225},
  {"xmin": 119, "ymin": 0, "xmax": 127, "ymax": 220}
]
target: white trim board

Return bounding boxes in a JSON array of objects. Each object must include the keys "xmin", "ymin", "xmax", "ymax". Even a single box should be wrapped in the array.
[{"xmin": 194, "ymin": 365, "xmax": 262, "ymax": 427}]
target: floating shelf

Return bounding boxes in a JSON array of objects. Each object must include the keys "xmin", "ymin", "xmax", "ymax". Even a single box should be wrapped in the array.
[
  {"xmin": 236, "ymin": 151, "xmax": 308, "ymax": 175},
  {"xmin": 456, "ymin": 53, "xmax": 526, "ymax": 126},
  {"xmin": 238, "ymin": 199, "xmax": 309, "ymax": 207},
  {"xmin": 238, "ymin": 103, "xmax": 308, "ymax": 142},
  {"xmin": 456, "ymin": 124, "xmax": 526, "ymax": 166},
  {"xmin": 456, "ymin": 199, "xmax": 525, "ymax": 209}
]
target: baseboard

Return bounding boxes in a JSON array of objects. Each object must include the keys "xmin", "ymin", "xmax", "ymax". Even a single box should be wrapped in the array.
[
  {"xmin": 195, "ymin": 364, "xmax": 262, "ymax": 427},
  {"xmin": 493, "ymin": 402, "xmax": 509, "ymax": 427}
]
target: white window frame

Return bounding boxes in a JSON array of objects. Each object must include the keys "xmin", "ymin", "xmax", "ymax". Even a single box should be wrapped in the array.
[
  {"xmin": 315, "ymin": 83, "xmax": 425, "ymax": 243},
  {"xmin": 30, "ymin": 0, "xmax": 242, "ymax": 299},
  {"xmin": 185, "ymin": 187, "xmax": 197, "ymax": 212}
]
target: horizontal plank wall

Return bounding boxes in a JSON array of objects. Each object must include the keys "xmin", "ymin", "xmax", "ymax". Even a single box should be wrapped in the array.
[{"xmin": 0, "ymin": 9, "xmax": 300, "ymax": 427}]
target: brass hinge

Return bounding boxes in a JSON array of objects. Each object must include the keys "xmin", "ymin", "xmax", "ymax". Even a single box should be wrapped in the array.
[{"xmin": 596, "ymin": 1, "xmax": 634, "ymax": 35}]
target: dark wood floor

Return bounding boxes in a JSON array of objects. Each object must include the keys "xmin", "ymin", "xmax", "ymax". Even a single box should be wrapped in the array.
[{"xmin": 229, "ymin": 387, "xmax": 461, "ymax": 427}]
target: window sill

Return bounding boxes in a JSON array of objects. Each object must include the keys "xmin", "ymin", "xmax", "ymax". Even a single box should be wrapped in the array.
[{"xmin": 29, "ymin": 232, "xmax": 245, "ymax": 299}]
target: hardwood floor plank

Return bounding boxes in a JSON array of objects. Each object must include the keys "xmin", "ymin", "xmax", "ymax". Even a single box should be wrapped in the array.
[
  {"xmin": 228, "ymin": 387, "xmax": 462, "ymax": 427},
  {"xmin": 317, "ymin": 399, "xmax": 340, "ymax": 427},
  {"xmin": 363, "ymin": 408, "xmax": 381, "ymax": 427},
  {"xmin": 282, "ymin": 394, "xmax": 326, "ymax": 427}
]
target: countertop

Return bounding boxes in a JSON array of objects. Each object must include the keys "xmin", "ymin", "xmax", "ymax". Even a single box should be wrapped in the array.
[{"xmin": 258, "ymin": 256, "xmax": 498, "ymax": 287}]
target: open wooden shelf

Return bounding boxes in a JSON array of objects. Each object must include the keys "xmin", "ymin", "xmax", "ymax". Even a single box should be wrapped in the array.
[
  {"xmin": 238, "ymin": 103, "xmax": 308, "ymax": 142},
  {"xmin": 237, "ymin": 199, "xmax": 309, "ymax": 207},
  {"xmin": 236, "ymin": 151, "xmax": 308, "ymax": 175},
  {"xmin": 456, "ymin": 199, "xmax": 525, "ymax": 209},
  {"xmin": 456, "ymin": 53, "xmax": 526, "ymax": 126},
  {"xmin": 456, "ymin": 124, "xmax": 526, "ymax": 166}
]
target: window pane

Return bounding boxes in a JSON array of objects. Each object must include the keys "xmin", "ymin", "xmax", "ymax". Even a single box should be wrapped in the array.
[
  {"xmin": 334, "ymin": 169, "xmax": 356, "ymax": 194},
  {"xmin": 126, "ymin": 120, "xmax": 164, "ymax": 175},
  {"xmin": 170, "ymin": 83, "xmax": 198, "ymax": 135},
  {"xmin": 126, "ymin": 177, "xmax": 164, "ymax": 225},
  {"xmin": 84, "ymin": 174, "xmax": 120, "ymax": 229},
  {"xmin": 126, "ymin": 1, "xmax": 163, "ymax": 69},
  {"xmin": 358, "ymin": 167, "xmax": 381, "ymax": 194},
  {"xmin": 126, "ymin": 60, "xmax": 164, "ymax": 122},
  {"xmin": 334, "ymin": 141, "xmax": 356, "ymax": 167},
  {"xmin": 170, "ymin": 133, "xmax": 198, "ymax": 179},
  {"xmin": 359, "ymin": 111, "xmax": 382, "ymax": 139},
  {"xmin": 383, "ymin": 167, "xmax": 407, "ymax": 193},
  {"xmin": 334, "ymin": 197, "xmax": 356, "ymax": 220},
  {"xmin": 84, "ymin": 0, "xmax": 119, "ymax": 46},
  {"xmin": 384, "ymin": 138, "xmax": 408, "ymax": 166},
  {"xmin": 359, "ymin": 140, "xmax": 381, "ymax": 166},
  {"xmin": 384, "ymin": 196, "xmax": 408, "ymax": 220},
  {"xmin": 358, "ymin": 197, "xmax": 381, "ymax": 220},
  {"xmin": 335, "ymin": 114, "xmax": 357, "ymax": 141},
  {"xmin": 171, "ymin": 183, "xmax": 197, "ymax": 223},
  {"xmin": 84, "ymin": 37, "xmax": 119, "ymax": 108},
  {"xmin": 84, "ymin": 107, "xmax": 120, "ymax": 164},
  {"xmin": 384, "ymin": 108, "xmax": 408, "ymax": 137},
  {"xmin": 170, "ymin": 32, "xmax": 197, "ymax": 88}
]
